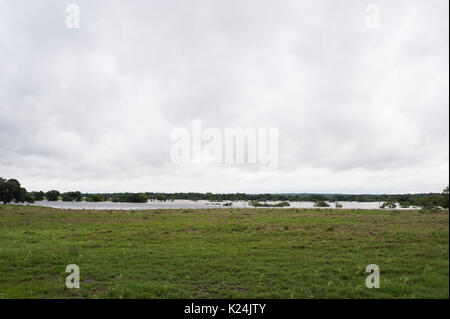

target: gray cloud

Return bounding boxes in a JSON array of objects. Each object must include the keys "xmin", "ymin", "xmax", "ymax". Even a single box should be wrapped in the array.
[{"xmin": 0, "ymin": 0, "xmax": 448, "ymax": 193}]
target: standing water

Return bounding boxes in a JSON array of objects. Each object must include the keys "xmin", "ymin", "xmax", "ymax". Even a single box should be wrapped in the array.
[{"xmin": 19, "ymin": 200, "xmax": 418, "ymax": 210}]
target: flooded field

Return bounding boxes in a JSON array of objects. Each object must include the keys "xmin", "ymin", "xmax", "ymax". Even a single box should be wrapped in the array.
[{"xmin": 20, "ymin": 200, "xmax": 419, "ymax": 210}]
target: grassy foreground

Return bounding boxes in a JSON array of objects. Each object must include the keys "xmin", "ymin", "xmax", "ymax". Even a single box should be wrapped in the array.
[{"xmin": 0, "ymin": 205, "xmax": 448, "ymax": 299}]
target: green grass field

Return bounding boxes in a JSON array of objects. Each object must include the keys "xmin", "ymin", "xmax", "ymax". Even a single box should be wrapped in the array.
[{"xmin": 0, "ymin": 205, "xmax": 448, "ymax": 298}]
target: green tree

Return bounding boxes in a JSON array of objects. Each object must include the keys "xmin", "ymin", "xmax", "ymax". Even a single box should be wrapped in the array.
[
  {"xmin": 156, "ymin": 194, "xmax": 167, "ymax": 201},
  {"xmin": 0, "ymin": 178, "xmax": 28, "ymax": 204},
  {"xmin": 62, "ymin": 191, "xmax": 83, "ymax": 202},
  {"xmin": 0, "ymin": 178, "xmax": 5, "ymax": 203},
  {"xmin": 314, "ymin": 201, "xmax": 330, "ymax": 208},
  {"xmin": 32, "ymin": 191, "xmax": 45, "ymax": 201},
  {"xmin": 130, "ymin": 193, "xmax": 148, "ymax": 203},
  {"xmin": 46, "ymin": 190, "xmax": 60, "ymax": 201},
  {"xmin": 62, "ymin": 193, "xmax": 74, "ymax": 201},
  {"xmin": 381, "ymin": 200, "xmax": 397, "ymax": 209},
  {"xmin": 73, "ymin": 191, "xmax": 82, "ymax": 202},
  {"xmin": 441, "ymin": 186, "xmax": 449, "ymax": 209},
  {"xmin": 85, "ymin": 194, "xmax": 103, "ymax": 202},
  {"xmin": 24, "ymin": 193, "xmax": 35, "ymax": 204}
]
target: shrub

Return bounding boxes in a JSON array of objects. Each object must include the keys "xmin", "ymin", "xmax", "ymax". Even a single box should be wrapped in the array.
[
  {"xmin": 62, "ymin": 193, "xmax": 74, "ymax": 202},
  {"xmin": 314, "ymin": 201, "xmax": 330, "ymax": 207},
  {"xmin": 380, "ymin": 201, "xmax": 397, "ymax": 209},
  {"xmin": 110, "ymin": 193, "xmax": 148, "ymax": 203},
  {"xmin": 249, "ymin": 201, "xmax": 290, "ymax": 207},
  {"xmin": 84, "ymin": 194, "xmax": 103, "ymax": 202},
  {"xmin": 45, "ymin": 190, "xmax": 60, "ymax": 201}
]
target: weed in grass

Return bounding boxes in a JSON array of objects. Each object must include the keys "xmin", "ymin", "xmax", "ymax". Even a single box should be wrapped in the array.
[{"xmin": 68, "ymin": 245, "xmax": 81, "ymax": 256}]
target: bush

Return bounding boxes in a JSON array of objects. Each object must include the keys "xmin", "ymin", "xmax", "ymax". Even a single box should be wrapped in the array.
[
  {"xmin": 31, "ymin": 191, "xmax": 45, "ymax": 201},
  {"xmin": 24, "ymin": 193, "xmax": 35, "ymax": 204},
  {"xmin": 399, "ymin": 201, "xmax": 411, "ymax": 208},
  {"xmin": 84, "ymin": 194, "xmax": 104, "ymax": 202},
  {"xmin": 380, "ymin": 201, "xmax": 397, "ymax": 209},
  {"xmin": 249, "ymin": 201, "xmax": 290, "ymax": 207},
  {"xmin": 314, "ymin": 201, "xmax": 330, "ymax": 207},
  {"xmin": 156, "ymin": 194, "xmax": 167, "ymax": 201},
  {"xmin": 62, "ymin": 193, "xmax": 74, "ymax": 202},
  {"xmin": 45, "ymin": 190, "xmax": 60, "ymax": 201},
  {"xmin": 111, "ymin": 193, "xmax": 148, "ymax": 203}
]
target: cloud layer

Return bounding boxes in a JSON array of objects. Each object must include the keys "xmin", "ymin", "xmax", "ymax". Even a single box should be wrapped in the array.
[{"xmin": 0, "ymin": 0, "xmax": 448, "ymax": 193}]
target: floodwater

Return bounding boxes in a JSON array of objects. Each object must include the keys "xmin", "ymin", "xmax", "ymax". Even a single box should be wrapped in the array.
[{"xmin": 21, "ymin": 200, "xmax": 419, "ymax": 210}]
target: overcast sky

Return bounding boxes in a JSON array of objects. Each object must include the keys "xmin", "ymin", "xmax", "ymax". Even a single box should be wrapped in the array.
[{"xmin": 0, "ymin": 0, "xmax": 448, "ymax": 194}]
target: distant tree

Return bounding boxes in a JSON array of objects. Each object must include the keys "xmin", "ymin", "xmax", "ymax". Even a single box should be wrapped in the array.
[
  {"xmin": 62, "ymin": 193, "xmax": 74, "ymax": 201},
  {"xmin": 32, "ymin": 191, "xmax": 45, "ymax": 201},
  {"xmin": 0, "ymin": 178, "xmax": 5, "ymax": 203},
  {"xmin": 249, "ymin": 201, "xmax": 290, "ymax": 207},
  {"xmin": 399, "ymin": 201, "xmax": 411, "ymax": 208},
  {"xmin": 24, "ymin": 193, "xmax": 35, "ymax": 204},
  {"xmin": 73, "ymin": 191, "xmax": 82, "ymax": 202},
  {"xmin": 0, "ymin": 178, "xmax": 28, "ymax": 204},
  {"xmin": 18, "ymin": 187, "xmax": 27, "ymax": 202},
  {"xmin": 314, "ymin": 201, "xmax": 330, "ymax": 208},
  {"xmin": 84, "ymin": 194, "xmax": 103, "ymax": 202},
  {"xmin": 131, "ymin": 193, "xmax": 148, "ymax": 203},
  {"xmin": 441, "ymin": 186, "xmax": 449, "ymax": 209},
  {"xmin": 380, "ymin": 201, "xmax": 397, "ymax": 209},
  {"xmin": 46, "ymin": 190, "xmax": 60, "ymax": 201},
  {"xmin": 62, "ymin": 191, "xmax": 83, "ymax": 202},
  {"xmin": 156, "ymin": 194, "xmax": 167, "ymax": 201}
]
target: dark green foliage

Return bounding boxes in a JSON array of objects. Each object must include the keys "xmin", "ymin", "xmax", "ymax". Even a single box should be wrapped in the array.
[
  {"xmin": 156, "ymin": 194, "xmax": 167, "ymax": 201},
  {"xmin": 45, "ymin": 190, "xmax": 60, "ymax": 201},
  {"xmin": 62, "ymin": 191, "xmax": 83, "ymax": 202},
  {"xmin": 132, "ymin": 190, "xmax": 450, "ymax": 205},
  {"xmin": 62, "ymin": 194, "xmax": 74, "ymax": 201},
  {"xmin": 111, "ymin": 193, "xmax": 148, "ymax": 203},
  {"xmin": 0, "ymin": 178, "xmax": 27, "ymax": 204},
  {"xmin": 249, "ymin": 201, "xmax": 290, "ymax": 207},
  {"xmin": 314, "ymin": 201, "xmax": 330, "ymax": 207},
  {"xmin": 381, "ymin": 201, "xmax": 397, "ymax": 209},
  {"xmin": 400, "ymin": 201, "xmax": 412, "ymax": 208},
  {"xmin": 24, "ymin": 193, "xmax": 35, "ymax": 204},
  {"xmin": 85, "ymin": 194, "xmax": 104, "ymax": 202},
  {"xmin": 131, "ymin": 193, "xmax": 148, "ymax": 203},
  {"xmin": 71, "ymin": 191, "xmax": 82, "ymax": 202},
  {"xmin": 441, "ymin": 186, "xmax": 449, "ymax": 209},
  {"xmin": 59, "ymin": 188, "xmax": 450, "ymax": 208},
  {"xmin": 31, "ymin": 191, "xmax": 45, "ymax": 201},
  {"xmin": 3, "ymin": 177, "xmax": 448, "ymax": 210}
]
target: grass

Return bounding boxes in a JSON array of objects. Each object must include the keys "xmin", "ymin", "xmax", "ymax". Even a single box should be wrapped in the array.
[{"xmin": 0, "ymin": 205, "xmax": 448, "ymax": 299}]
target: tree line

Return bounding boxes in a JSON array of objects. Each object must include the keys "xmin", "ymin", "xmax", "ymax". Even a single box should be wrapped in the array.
[{"xmin": 1, "ymin": 177, "xmax": 448, "ymax": 208}]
